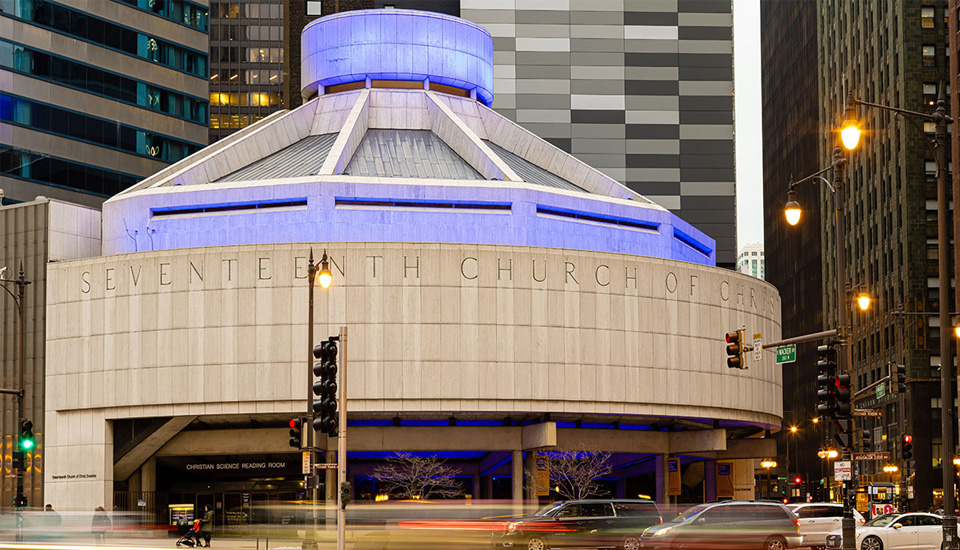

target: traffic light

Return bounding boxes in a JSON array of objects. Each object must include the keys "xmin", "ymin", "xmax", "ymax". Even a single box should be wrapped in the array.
[
  {"xmin": 725, "ymin": 329, "xmax": 746, "ymax": 369},
  {"xmin": 860, "ymin": 429, "xmax": 872, "ymax": 451},
  {"xmin": 13, "ymin": 495, "xmax": 26, "ymax": 508},
  {"xmin": 19, "ymin": 419, "xmax": 34, "ymax": 451},
  {"xmin": 816, "ymin": 344, "xmax": 838, "ymax": 417},
  {"xmin": 313, "ymin": 338, "xmax": 339, "ymax": 436},
  {"xmin": 835, "ymin": 419, "xmax": 851, "ymax": 448},
  {"xmin": 340, "ymin": 481, "xmax": 352, "ymax": 509},
  {"xmin": 835, "ymin": 373, "xmax": 852, "ymax": 418},
  {"xmin": 895, "ymin": 364, "xmax": 906, "ymax": 393},
  {"xmin": 289, "ymin": 418, "xmax": 303, "ymax": 449},
  {"xmin": 794, "ymin": 476, "xmax": 802, "ymax": 484},
  {"xmin": 902, "ymin": 435, "xmax": 913, "ymax": 460}
]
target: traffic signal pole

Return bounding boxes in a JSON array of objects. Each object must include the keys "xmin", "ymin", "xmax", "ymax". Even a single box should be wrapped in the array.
[{"xmin": 337, "ymin": 326, "xmax": 347, "ymax": 550}]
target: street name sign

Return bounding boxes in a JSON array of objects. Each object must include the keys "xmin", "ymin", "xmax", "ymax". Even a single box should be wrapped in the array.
[
  {"xmin": 315, "ymin": 463, "xmax": 338, "ymax": 469},
  {"xmin": 853, "ymin": 452, "xmax": 891, "ymax": 461},
  {"xmin": 775, "ymin": 345, "xmax": 796, "ymax": 364},
  {"xmin": 753, "ymin": 333, "xmax": 762, "ymax": 362},
  {"xmin": 834, "ymin": 461, "xmax": 852, "ymax": 481},
  {"xmin": 876, "ymin": 382, "xmax": 885, "ymax": 399},
  {"xmin": 853, "ymin": 409, "xmax": 884, "ymax": 417}
]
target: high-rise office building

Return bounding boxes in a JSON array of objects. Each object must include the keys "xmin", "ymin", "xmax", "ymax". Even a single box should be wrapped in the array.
[
  {"xmin": 208, "ymin": 0, "xmax": 286, "ymax": 141},
  {"xmin": 736, "ymin": 242, "xmax": 765, "ymax": 280},
  {"xmin": 820, "ymin": 1, "xmax": 954, "ymax": 510},
  {"xmin": 0, "ymin": 0, "xmax": 210, "ymax": 207},
  {"xmin": 759, "ymin": 0, "xmax": 822, "ymax": 494},
  {"xmin": 280, "ymin": 1, "xmax": 738, "ymax": 267}
]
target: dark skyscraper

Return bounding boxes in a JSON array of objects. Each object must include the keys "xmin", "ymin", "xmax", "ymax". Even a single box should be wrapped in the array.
[
  {"xmin": 0, "ymin": 0, "xmax": 209, "ymax": 206},
  {"xmin": 760, "ymin": 0, "xmax": 822, "ymax": 488}
]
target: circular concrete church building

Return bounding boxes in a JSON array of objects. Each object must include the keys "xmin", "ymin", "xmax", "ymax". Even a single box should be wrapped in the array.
[{"xmin": 44, "ymin": 10, "xmax": 781, "ymax": 519}]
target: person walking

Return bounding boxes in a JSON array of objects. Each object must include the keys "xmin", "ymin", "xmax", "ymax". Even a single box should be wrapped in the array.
[
  {"xmin": 91, "ymin": 506, "xmax": 111, "ymax": 544},
  {"xmin": 199, "ymin": 504, "xmax": 214, "ymax": 548}
]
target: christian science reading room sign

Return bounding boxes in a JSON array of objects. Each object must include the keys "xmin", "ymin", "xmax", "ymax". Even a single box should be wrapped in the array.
[{"xmin": 76, "ymin": 250, "xmax": 778, "ymax": 315}]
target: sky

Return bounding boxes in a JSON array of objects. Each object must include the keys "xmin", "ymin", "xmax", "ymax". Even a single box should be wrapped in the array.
[{"xmin": 733, "ymin": 0, "xmax": 764, "ymax": 251}]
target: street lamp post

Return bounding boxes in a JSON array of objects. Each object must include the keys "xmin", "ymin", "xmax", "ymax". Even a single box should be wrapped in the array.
[
  {"xmin": 841, "ymin": 87, "xmax": 956, "ymax": 549},
  {"xmin": 0, "ymin": 264, "xmax": 31, "ymax": 515},
  {"xmin": 784, "ymin": 147, "xmax": 856, "ymax": 549},
  {"xmin": 304, "ymin": 250, "xmax": 332, "ymax": 550}
]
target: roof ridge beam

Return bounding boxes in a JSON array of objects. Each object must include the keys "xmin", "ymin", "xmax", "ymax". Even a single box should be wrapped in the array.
[
  {"xmin": 424, "ymin": 91, "xmax": 521, "ymax": 182},
  {"xmin": 318, "ymin": 88, "xmax": 371, "ymax": 176}
]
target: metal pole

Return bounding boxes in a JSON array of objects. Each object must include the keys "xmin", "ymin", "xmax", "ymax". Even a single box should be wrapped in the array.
[
  {"xmin": 830, "ymin": 145, "xmax": 856, "ymax": 550},
  {"xmin": 934, "ymin": 86, "xmax": 958, "ymax": 550},
  {"xmin": 304, "ymin": 251, "xmax": 317, "ymax": 550},
  {"xmin": 337, "ymin": 326, "xmax": 347, "ymax": 550}
]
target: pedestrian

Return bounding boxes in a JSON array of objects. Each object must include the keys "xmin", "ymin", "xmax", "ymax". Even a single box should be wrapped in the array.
[
  {"xmin": 200, "ymin": 504, "xmax": 214, "ymax": 548},
  {"xmin": 44, "ymin": 504, "xmax": 61, "ymax": 527},
  {"xmin": 91, "ymin": 506, "xmax": 111, "ymax": 544}
]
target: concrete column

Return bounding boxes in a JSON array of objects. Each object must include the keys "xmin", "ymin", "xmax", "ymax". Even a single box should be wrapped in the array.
[
  {"xmin": 485, "ymin": 475, "xmax": 494, "ymax": 499},
  {"xmin": 512, "ymin": 450, "xmax": 523, "ymax": 512},
  {"xmin": 704, "ymin": 460, "xmax": 716, "ymax": 502},
  {"xmin": 732, "ymin": 459, "xmax": 755, "ymax": 501},
  {"xmin": 142, "ymin": 457, "xmax": 157, "ymax": 493},
  {"xmin": 654, "ymin": 454, "xmax": 668, "ymax": 505},
  {"xmin": 128, "ymin": 470, "xmax": 142, "ymax": 495},
  {"xmin": 472, "ymin": 472, "xmax": 481, "ymax": 499},
  {"xmin": 615, "ymin": 479, "xmax": 626, "ymax": 499},
  {"xmin": 525, "ymin": 449, "xmax": 537, "ymax": 502}
]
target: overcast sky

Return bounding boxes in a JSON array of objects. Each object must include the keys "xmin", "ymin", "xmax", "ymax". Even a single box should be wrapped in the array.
[{"xmin": 733, "ymin": 0, "xmax": 764, "ymax": 251}]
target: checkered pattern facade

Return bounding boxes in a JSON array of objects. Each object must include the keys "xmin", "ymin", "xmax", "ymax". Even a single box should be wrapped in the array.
[{"xmin": 462, "ymin": 0, "xmax": 736, "ymax": 267}]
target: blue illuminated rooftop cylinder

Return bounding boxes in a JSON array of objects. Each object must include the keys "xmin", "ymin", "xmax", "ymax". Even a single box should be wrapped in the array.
[{"xmin": 301, "ymin": 9, "xmax": 494, "ymax": 106}]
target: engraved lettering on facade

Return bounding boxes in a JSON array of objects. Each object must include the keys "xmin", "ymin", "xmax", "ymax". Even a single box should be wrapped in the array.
[
  {"xmin": 294, "ymin": 256, "xmax": 307, "ymax": 279},
  {"xmin": 368, "ymin": 256, "xmax": 384, "ymax": 279},
  {"xmin": 595, "ymin": 265, "xmax": 610, "ymax": 287},
  {"xmin": 258, "ymin": 257, "xmax": 272, "ymax": 280},
  {"xmin": 532, "ymin": 260, "xmax": 546, "ymax": 283},
  {"xmin": 130, "ymin": 265, "xmax": 142, "ymax": 287},
  {"xmin": 565, "ymin": 262, "xmax": 578, "ymax": 284},
  {"xmin": 625, "ymin": 267, "xmax": 637, "ymax": 289},
  {"xmin": 223, "ymin": 259, "xmax": 238, "ymax": 281},
  {"xmin": 690, "ymin": 275, "xmax": 698, "ymax": 296},
  {"xmin": 498, "ymin": 258, "xmax": 513, "ymax": 281},
  {"xmin": 665, "ymin": 272, "xmax": 678, "ymax": 293},
  {"xmin": 720, "ymin": 280, "xmax": 730, "ymax": 302},
  {"xmin": 460, "ymin": 257, "xmax": 478, "ymax": 280},
  {"xmin": 81, "ymin": 271, "xmax": 91, "ymax": 294},
  {"xmin": 190, "ymin": 261, "xmax": 203, "ymax": 283},
  {"xmin": 160, "ymin": 263, "xmax": 172, "ymax": 286},
  {"xmin": 105, "ymin": 268, "xmax": 115, "ymax": 291},
  {"xmin": 404, "ymin": 256, "xmax": 420, "ymax": 279}
]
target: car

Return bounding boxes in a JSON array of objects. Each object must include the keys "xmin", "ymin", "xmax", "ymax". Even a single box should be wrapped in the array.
[
  {"xmin": 824, "ymin": 512, "xmax": 942, "ymax": 549},
  {"xmin": 786, "ymin": 503, "xmax": 865, "ymax": 548},
  {"xmin": 491, "ymin": 499, "xmax": 662, "ymax": 550},
  {"xmin": 640, "ymin": 501, "xmax": 803, "ymax": 550}
]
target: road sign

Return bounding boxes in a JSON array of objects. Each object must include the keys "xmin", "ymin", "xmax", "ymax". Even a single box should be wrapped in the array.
[
  {"xmin": 834, "ymin": 461, "xmax": 852, "ymax": 481},
  {"xmin": 854, "ymin": 409, "xmax": 884, "ymax": 417},
  {"xmin": 753, "ymin": 333, "xmax": 762, "ymax": 362},
  {"xmin": 853, "ymin": 452, "xmax": 890, "ymax": 461},
  {"xmin": 876, "ymin": 382, "xmax": 886, "ymax": 399},
  {"xmin": 302, "ymin": 451, "xmax": 311, "ymax": 475},
  {"xmin": 775, "ymin": 345, "xmax": 796, "ymax": 364},
  {"xmin": 315, "ymin": 462, "xmax": 338, "ymax": 469}
]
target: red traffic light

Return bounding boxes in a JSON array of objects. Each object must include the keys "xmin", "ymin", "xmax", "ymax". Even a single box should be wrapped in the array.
[
  {"xmin": 290, "ymin": 418, "xmax": 301, "ymax": 430},
  {"xmin": 903, "ymin": 434, "xmax": 912, "ymax": 444},
  {"xmin": 725, "ymin": 331, "xmax": 738, "ymax": 343},
  {"xmin": 794, "ymin": 477, "xmax": 802, "ymax": 484}
]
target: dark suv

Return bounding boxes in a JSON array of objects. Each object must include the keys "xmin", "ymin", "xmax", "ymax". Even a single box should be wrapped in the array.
[
  {"xmin": 641, "ymin": 501, "xmax": 802, "ymax": 549},
  {"xmin": 491, "ymin": 499, "xmax": 662, "ymax": 550}
]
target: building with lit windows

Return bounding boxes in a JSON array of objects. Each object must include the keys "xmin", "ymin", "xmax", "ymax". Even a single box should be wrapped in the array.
[
  {"xmin": 0, "ymin": 0, "xmax": 209, "ymax": 207},
  {"xmin": 208, "ymin": 0, "xmax": 286, "ymax": 141},
  {"xmin": 736, "ymin": 243, "xmax": 764, "ymax": 281},
  {"xmin": 39, "ymin": 10, "xmax": 779, "ymax": 518}
]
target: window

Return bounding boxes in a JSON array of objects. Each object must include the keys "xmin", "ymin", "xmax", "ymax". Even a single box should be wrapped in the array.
[
  {"xmin": 918, "ymin": 515, "xmax": 941, "ymax": 526},
  {"xmin": 923, "ymin": 45, "xmax": 936, "ymax": 66},
  {"xmin": 922, "ymin": 7, "xmax": 935, "ymax": 28},
  {"xmin": 580, "ymin": 503, "xmax": 613, "ymax": 517},
  {"xmin": 924, "ymin": 83, "xmax": 937, "ymax": 106},
  {"xmin": 1, "ymin": 145, "xmax": 138, "ymax": 196},
  {"xmin": 306, "ymin": 1, "xmax": 322, "ymax": 15}
]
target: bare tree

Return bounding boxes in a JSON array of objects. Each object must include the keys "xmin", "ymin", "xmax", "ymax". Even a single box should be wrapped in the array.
[
  {"xmin": 536, "ymin": 447, "xmax": 613, "ymax": 501},
  {"xmin": 372, "ymin": 453, "xmax": 464, "ymax": 500}
]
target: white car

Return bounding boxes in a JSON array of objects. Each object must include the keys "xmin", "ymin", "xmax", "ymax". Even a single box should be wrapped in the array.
[
  {"xmin": 787, "ymin": 503, "xmax": 865, "ymax": 547},
  {"xmin": 825, "ymin": 512, "xmax": 942, "ymax": 550}
]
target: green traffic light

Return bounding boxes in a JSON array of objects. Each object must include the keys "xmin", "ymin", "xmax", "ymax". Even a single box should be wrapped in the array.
[{"xmin": 21, "ymin": 439, "xmax": 34, "ymax": 450}]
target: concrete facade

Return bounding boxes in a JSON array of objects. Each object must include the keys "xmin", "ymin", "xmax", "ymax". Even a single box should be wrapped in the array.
[{"xmin": 45, "ymin": 243, "xmax": 780, "ymax": 509}]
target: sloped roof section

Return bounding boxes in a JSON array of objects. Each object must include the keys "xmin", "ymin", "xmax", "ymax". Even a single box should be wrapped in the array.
[
  {"xmin": 344, "ymin": 130, "xmax": 483, "ymax": 180},
  {"xmin": 217, "ymin": 133, "xmax": 339, "ymax": 182},
  {"xmin": 483, "ymin": 140, "xmax": 588, "ymax": 194}
]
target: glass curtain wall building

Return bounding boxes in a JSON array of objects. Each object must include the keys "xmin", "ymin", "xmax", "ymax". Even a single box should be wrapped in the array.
[
  {"xmin": 0, "ymin": 0, "xmax": 209, "ymax": 207},
  {"xmin": 208, "ymin": 1, "xmax": 285, "ymax": 141}
]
